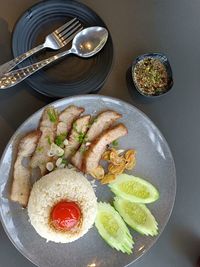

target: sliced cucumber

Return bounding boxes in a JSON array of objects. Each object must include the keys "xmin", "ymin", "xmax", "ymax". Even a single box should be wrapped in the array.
[
  {"xmin": 114, "ymin": 197, "xmax": 158, "ymax": 236},
  {"xmin": 109, "ymin": 174, "xmax": 159, "ymax": 203},
  {"xmin": 95, "ymin": 202, "xmax": 134, "ymax": 254}
]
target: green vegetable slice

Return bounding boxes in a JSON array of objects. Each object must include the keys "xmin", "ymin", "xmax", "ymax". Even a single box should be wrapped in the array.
[
  {"xmin": 55, "ymin": 133, "xmax": 67, "ymax": 147},
  {"xmin": 76, "ymin": 132, "xmax": 85, "ymax": 144},
  {"xmin": 109, "ymin": 174, "xmax": 159, "ymax": 203},
  {"xmin": 47, "ymin": 108, "xmax": 58, "ymax": 123},
  {"xmin": 112, "ymin": 140, "xmax": 119, "ymax": 147},
  {"xmin": 95, "ymin": 202, "xmax": 134, "ymax": 254},
  {"xmin": 114, "ymin": 197, "xmax": 158, "ymax": 236}
]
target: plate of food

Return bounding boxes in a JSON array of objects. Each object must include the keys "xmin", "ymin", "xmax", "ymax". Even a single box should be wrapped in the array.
[
  {"xmin": 0, "ymin": 95, "xmax": 176, "ymax": 267},
  {"xmin": 12, "ymin": 0, "xmax": 113, "ymax": 98}
]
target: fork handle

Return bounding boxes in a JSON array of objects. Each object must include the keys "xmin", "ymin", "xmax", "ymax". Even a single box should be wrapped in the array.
[
  {"xmin": 0, "ymin": 49, "xmax": 72, "ymax": 89},
  {"xmin": 0, "ymin": 44, "xmax": 44, "ymax": 76}
]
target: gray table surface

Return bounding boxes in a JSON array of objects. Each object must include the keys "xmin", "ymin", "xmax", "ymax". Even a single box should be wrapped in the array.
[{"xmin": 0, "ymin": 0, "xmax": 200, "ymax": 267}]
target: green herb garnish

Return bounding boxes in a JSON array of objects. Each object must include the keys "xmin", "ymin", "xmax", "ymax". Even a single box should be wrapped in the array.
[
  {"xmin": 72, "ymin": 122, "xmax": 87, "ymax": 144},
  {"xmin": 55, "ymin": 133, "xmax": 67, "ymax": 147},
  {"xmin": 112, "ymin": 140, "xmax": 119, "ymax": 147},
  {"xmin": 47, "ymin": 108, "xmax": 58, "ymax": 123},
  {"xmin": 46, "ymin": 135, "xmax": 51, "ymax": 145},
  {"xmin": 76, "ymin": 132, "xmax": 85, "ymax": 144},
  {"xmin": 37, "ymin": 146, "xmax": 44, "ymax": 152},
  {"xmin": 61, "ymin": 158, "xmax": 68, "ymax": 165},
  {"xmin": 73, "ymin": 122, "xmax": 78, "ymax": 132}
]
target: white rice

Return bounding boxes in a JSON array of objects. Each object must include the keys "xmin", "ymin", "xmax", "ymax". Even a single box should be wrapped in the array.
[{"xmin": 27, "ymin": 168, "xmax": 97, "ymax": 243}]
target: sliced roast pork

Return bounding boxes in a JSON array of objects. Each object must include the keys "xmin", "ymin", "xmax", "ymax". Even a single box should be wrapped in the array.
[
  {"xmin": 10, "ymin": 131, "xmax": 41, "ymax": 207},
  {"xmin": 56, "ymin": 105, "xmax": 84, "ymax": 136},
  {"xmin": 83, "ymin": 123, "xmax": 128, "ymax": 173},
  {"xmin": 30, "ymin": 107, "xmax": 57, "ymax": 175},
  {"xmin": 71, "ymin": 110, "xmax": 121, "ymax": 170},
  {"xmin": 64, "ymin": 115, "xmax": 91, "ymax": 159}
]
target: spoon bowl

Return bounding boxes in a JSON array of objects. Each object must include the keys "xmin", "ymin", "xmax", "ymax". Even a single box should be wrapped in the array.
[{"xmin": 72, "ymin": 26, "xmax": 108, "ymax": 58}]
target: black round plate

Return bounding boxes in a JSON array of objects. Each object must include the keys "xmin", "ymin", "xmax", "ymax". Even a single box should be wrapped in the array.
[{"xmin": 12, "ymin": 0, "xmax": 113, "ymax": 98}]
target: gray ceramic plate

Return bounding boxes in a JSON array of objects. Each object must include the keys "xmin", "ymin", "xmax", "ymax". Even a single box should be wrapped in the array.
[{"xmin": 0, "ymin": 95, "xmax": 176, "ymax": 267}]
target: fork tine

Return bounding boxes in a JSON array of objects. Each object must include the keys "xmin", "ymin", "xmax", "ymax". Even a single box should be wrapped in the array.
[
  {"xmin": 61, "ymin": 24, "xmax": 83, "ymax": 42},
  {"xmin": 62, "ymin": 27, "xmax": 84, "ymax": 45},
  {"xmin": 59, "ymin": 23, "xmax": 82, "ymax": 39},
  {"xmin": 55, "ymin": 17, "xmax": 77, "ymax": 35},
  {"xmin": 58, "ymin": 20, "xmax": 80, "ymax": 38}
]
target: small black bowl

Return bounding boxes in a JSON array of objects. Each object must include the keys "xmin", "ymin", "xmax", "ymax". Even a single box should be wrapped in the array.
[{"xmin": 131, "ymin": 53, "xmax": 173, "ymax": 97}]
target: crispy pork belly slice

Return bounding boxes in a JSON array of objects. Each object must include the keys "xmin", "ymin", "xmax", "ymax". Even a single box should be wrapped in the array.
[
  {"xmin": 10, "ymin": 131, "xmax": 41, "ymax": 207},
  {"xmin": 30, "ymin": 107, "xmax": 57, "ymax": 175},
  {"xmin": 83, "ymin": 124, "xmax": 128, "ymax": 173},
  {"xmin": 56, "ymin": 105, "xmax": 84, "ymax": 135},
  {"xmin": 71, "ymin": 110, "xmax": 121, "ymax": 170},
  {"xmin": 64, "ymin": 115, "xmax": 91, "ymax": 159}
]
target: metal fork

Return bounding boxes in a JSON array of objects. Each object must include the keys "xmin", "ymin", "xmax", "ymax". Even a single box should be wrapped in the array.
[{"xmin": 0, "ymin": 18, "xmax": 82, "ymax": 76}]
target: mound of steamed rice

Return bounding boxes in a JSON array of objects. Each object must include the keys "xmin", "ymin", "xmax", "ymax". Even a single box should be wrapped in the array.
[{"xmin": 27, "ymin": 168, "xmax": 97, "ymax": 243}]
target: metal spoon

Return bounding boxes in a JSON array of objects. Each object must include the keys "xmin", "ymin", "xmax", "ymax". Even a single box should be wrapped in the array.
[{"xmin": 0, "ymin": 26, "xmax": 108, "ymax": 89}]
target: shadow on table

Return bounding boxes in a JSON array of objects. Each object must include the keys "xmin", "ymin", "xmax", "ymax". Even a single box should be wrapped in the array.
[
  {"xmin": 0, "ymin": 17, "xmax": 23, "ymax": 98},
  {"xmin": 0, "ymin": 17, "xmax": 52, "ymax": 122},
  {"xmin": 0, "ymin": 18, "xmax": 12, "ymax": 65},
  {"xmin": 172, "ymin": 225, "xmax": 200, "ymax": 265},
  {"xmin": 26, "ymin": 86, "xmax": 56, "ymax": 103}
]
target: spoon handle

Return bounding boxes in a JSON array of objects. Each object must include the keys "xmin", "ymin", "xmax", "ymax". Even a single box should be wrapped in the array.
[
  {"xmin": 0, "ymin": 49, "xmax": 72, "ymax": 89},
  {"xmin": 0, "ymin": 44, "xmax": 45, "ymax": 76}
]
